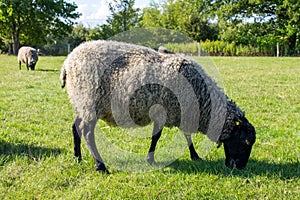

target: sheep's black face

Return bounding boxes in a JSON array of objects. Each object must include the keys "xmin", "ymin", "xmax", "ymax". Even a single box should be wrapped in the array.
[
  {"xmin": 221, "ymin": 118, "xmax": 256, "ymax": 169},
  {"xmin": 29, "ymin": 62, "xmax": 36, "ymax": 70}
]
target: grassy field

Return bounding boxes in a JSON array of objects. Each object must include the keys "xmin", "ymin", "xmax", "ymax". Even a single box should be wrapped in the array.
[{"xmin": 0, "ymin": 55, "xmax": 299, "ymax": 199}]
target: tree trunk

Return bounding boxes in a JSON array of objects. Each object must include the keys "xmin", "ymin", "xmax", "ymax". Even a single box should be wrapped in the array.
[
  {"xmin": 8, "ymin": 44, "xmax": 13, "ymax": 55},
  {"xmin": 11, "ymin": 24, "xmax": 20, "ymax": 55},
  {"xmin": 288, "ymin": 33, "xmax": 297, "ymax": 56},
  {"xmin": 12, "ymin": 33, "xmax": 20, "ymax": 55}
]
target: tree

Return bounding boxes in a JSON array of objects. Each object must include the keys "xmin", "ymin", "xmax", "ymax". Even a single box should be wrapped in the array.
[
  {"xmin": 140, "ymin": 0, "xmax": 219, "ymax": 42},
  {"xmin": 0, "ymin": 0, "xmax": 80, "ymax": 54},
  {"xmin": 68, "ymin": 24, "xmax": 108, "ymax": 48},
  {"xmin": 68, "ymin": 24, "xmax": 89, "ymax": 49},
  {"xmin": 105, "ymin": 0, "xmax": 141, "ymax": 35},
  {"xmin": 138, "ymin": 1, "xmax": 163, "ymax": 28},
  {"xmin": 140, "ymin": 0, "xmax": 187, "ymax": 31},
  {"xmin": 213, "ymin": 0, "xmax": 300, "ymax": 55},
  {"xmin": 276, "ymin": 0, "xmax": 300, "ymax": 55}
]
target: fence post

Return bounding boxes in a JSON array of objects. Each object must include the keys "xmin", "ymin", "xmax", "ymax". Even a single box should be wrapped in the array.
[
  {"xmin": 68, "ymin": 43, "xmax": 71, "ymax": 54},
  {"xmin": 276, "ymin": 42, "xmax": 279, "ymax": 57},
  {"xmin": 197, "ymin": 42, "xmax": 201, "ymax": 57}
]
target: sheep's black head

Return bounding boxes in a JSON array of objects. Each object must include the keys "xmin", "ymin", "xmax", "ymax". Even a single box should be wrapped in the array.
[
  {"xmin": 28, "ymin": 62, "xmax": 36, "ymax": 70},
  {"xmin": 218, "ymin": 116, "xmax": 256, "ymax": 169},
  {"xmin": 217, "ymin": 101, "xmax": 256, "ymax": 169},
  {"xmin": 29, "ymin": 51, "xmax": 38, "ymax": 70}
]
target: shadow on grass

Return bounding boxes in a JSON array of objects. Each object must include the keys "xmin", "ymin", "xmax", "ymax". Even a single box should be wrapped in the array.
[
  {"xmin": 36, "ymin": 69, "xmax": 60, "ymax": 72},
  {"xmin": 168, "ymin": 159, "xmax": 300, "ymax": 179},
  {"xmin": 0, "ymin": 139, "xmax": 64, "ymax": 165}
]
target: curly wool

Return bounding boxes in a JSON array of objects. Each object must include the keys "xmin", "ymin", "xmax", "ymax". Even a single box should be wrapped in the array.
[{"xmin": 61, "ymin": 40, "xmax": 242, "ymax": 142}]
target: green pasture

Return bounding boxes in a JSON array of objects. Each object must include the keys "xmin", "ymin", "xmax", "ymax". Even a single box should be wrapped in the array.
[{"xmin": 0, "ymin": 55, "xmax": 299, "ymax": 199}]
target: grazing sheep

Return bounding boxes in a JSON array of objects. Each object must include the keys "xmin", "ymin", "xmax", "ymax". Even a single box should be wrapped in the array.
[
  {"xmin": 18, "ymin": 46, "xmax": 38, "ymax": 70},
  {"xmin": 61, "ymin": 40, "xmax": 256, "ymax": 173},
  {"xmin": 158, "ymin": 46, "xmax": 170, "ymax": 54}
]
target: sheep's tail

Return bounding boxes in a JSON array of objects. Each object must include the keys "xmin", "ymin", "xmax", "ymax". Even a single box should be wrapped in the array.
[{"xmin": 60, "ymin": 67, "xmax": 66, "ymax": 88}]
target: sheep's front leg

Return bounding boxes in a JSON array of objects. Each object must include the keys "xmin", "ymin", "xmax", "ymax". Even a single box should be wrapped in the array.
[
  {"xmin": 146, "ymin": 122, "xmax": 163, "ymax": 164},
  {"xmin": 79, "ymin": 119, "xmax": 109, "ymax": 173},
  {"xmin": 185, "ymin": 134, "xmax": 201, "ymax": 161},
  {"xmin": 26, "ymin": 62, "xmax": 29, "ymax": 70}
]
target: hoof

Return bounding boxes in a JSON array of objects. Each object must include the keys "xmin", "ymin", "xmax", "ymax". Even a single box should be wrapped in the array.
[
  {"xmin": 96, "ymin": 167, "xmax": 110, "ymax": 174},
  {"xmin": 74, "ymin": 155, "xmax": 82, "ymax": 163},
  {"xmin": 146, "ymin": 152, "xmax": 155, "ymax": 165},
  {"xmin": 191, "ymin": 155, "xmax": 202, "ymax": 161},
  {"xmin": 96, "ymin": 162, "xmax": 110, "ymax": 174}
]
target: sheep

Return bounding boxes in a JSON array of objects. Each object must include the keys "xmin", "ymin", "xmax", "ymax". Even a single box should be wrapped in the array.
[
  {"xmin": 158, "ymin": 46, "xmax": 171, "ymax": 54},
  {"xmin": 60, "ymin": 40, "xmax": 256, "ymax": 173},
  {"xmin": 18, "ymin": 46, "xmax": 39, "ymax": 70}
]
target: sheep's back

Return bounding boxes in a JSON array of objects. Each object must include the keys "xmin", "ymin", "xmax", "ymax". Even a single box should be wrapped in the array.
[
  {"xmin": 62, "ymin": 40, "xmax": 159, "ymax": 122},
  {"xmin": 63, "ymin": 40, "xmax": 227, "ymax": 137}
]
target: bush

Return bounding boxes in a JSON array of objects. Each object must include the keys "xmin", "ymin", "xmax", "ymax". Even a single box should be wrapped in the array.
[{"xmin": 163, "ymin": 40, "xmax": 281, "ymax": 56}]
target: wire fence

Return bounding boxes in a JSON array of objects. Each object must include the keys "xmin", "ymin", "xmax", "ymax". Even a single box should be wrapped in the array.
[{"xmin": 36, "ymin": 40, "xmax": 299, "ymax": 57}]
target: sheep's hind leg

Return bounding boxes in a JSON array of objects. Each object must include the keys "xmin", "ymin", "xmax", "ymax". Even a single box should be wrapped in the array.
[
  {"xmin": 80, "ymin": 119, "xmax": 109, "ymax": 173},
  {"xmin": 185, "ymin": 134, "xmax": 201, "ymax": 161},
  {"xmin": 72, "ymin": 117, "xmax": 82, "ymax": 162},
  {"xmin": 146, "ymin": 122, "xmax": 163, "ymax": 164}
]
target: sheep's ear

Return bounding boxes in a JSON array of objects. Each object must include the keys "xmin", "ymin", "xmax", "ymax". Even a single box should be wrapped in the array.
[
  {"xmin": 218, "ymin": 132, "xmax": 231, "ymax": 142},
  {"xmin": 219, "ymin": 120, "xmax": 234, "ymax": 142},
  {"xmin": 216, "ymin": 132, "xmax": 231, "ymax": 148},
  {"xmin": 236, "ymin": 107, "xmax": 244, "ymax": 118}
]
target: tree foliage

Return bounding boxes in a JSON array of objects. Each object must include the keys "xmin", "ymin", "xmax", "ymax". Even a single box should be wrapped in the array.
[
  {"xmin": 98, "ymin": 0, "xmax": 141, "ymax": 39},
  {"xmin": 0, "ymin": 0, "xmax": 299, "ymax": 56},
  {"xmin": 0, "ymin": 0, "xmax": 80, "ymax": 54},
  {"xmin": 140, "ymin": 0, "xmax": 219, "ymax": 42},
  {"xmin": 213, "ymin": 0, "xmax": 300, "ymax": 55}
]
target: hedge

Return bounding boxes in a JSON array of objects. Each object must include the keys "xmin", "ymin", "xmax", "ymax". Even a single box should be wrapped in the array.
[{"xmin": 164, "ymin": 40, "xmax": 281, "ymax": 56}]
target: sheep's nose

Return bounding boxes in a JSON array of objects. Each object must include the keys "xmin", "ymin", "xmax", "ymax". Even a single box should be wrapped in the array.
[
  {"xmin": 228, "ymin": 159, "xmax": 246, "ymax": 170},
  {"xmin": 229, "ymin": 159, "xmax": 236, "ymax": 168},
  {"xmin": 225, "ymin": 159, "xmax": 235, "ymax": 169}
]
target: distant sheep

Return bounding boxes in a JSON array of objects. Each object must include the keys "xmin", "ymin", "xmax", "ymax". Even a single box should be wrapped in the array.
[
  {"xmin": 18, "ymin": 46, "xmax": 38, "ymax": 70},
  {"xmin": 158, "ymin": 46, "xmax": 170, "ymax": 54},
  {"xmin": 61, "ymin": 40, "xmax": 256, "ymax": 173}
]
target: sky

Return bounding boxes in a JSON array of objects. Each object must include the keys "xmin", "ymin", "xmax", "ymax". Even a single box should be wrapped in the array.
[{"xmin": 71, "ymin": 0, "xmax": 152, "ymax": 27}]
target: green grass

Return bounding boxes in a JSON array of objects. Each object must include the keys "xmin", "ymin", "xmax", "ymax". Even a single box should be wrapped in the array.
[{"xmin": 0, "ymin": 55, "xmax": 299, "ymax": 199}]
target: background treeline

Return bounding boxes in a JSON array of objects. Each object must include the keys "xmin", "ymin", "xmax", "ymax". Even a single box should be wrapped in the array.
[{"xmin": 0, "ymin": 0, "xmax": 299, "ymax": 56}]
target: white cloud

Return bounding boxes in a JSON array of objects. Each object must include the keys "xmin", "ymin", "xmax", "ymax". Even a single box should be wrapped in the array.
[
  {"xmin": 72, "ymin": 0, "xmax": 151, "ymax": 27},
  {"xmin": 74, "ymin": 0, "xmax": 110, "ymax": 27}
]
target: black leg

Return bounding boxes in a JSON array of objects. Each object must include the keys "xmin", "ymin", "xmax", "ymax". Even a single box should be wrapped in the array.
[
  {"xmin": 148, "ymin": 129, "xmax": 162, "ymax": 152},
  {"xmin": 188, "ymin": 143, "xmax": 201, "ymax": 161},
  {"xmin": 185, "ymin": 135, "xmax": 201, "ymax": 161},
  {"xmin": 146, "ymin": 124, "xmax": 163, "ymax": 164},
  {"xmin": 72, "ymin": 122, "xmax": 82, "ymax": 162}
]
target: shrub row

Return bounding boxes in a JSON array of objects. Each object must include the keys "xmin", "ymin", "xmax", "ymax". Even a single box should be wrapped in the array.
[{"xmin": 164, "ymin": 40, "xmax": 279, "ymax": 56}]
